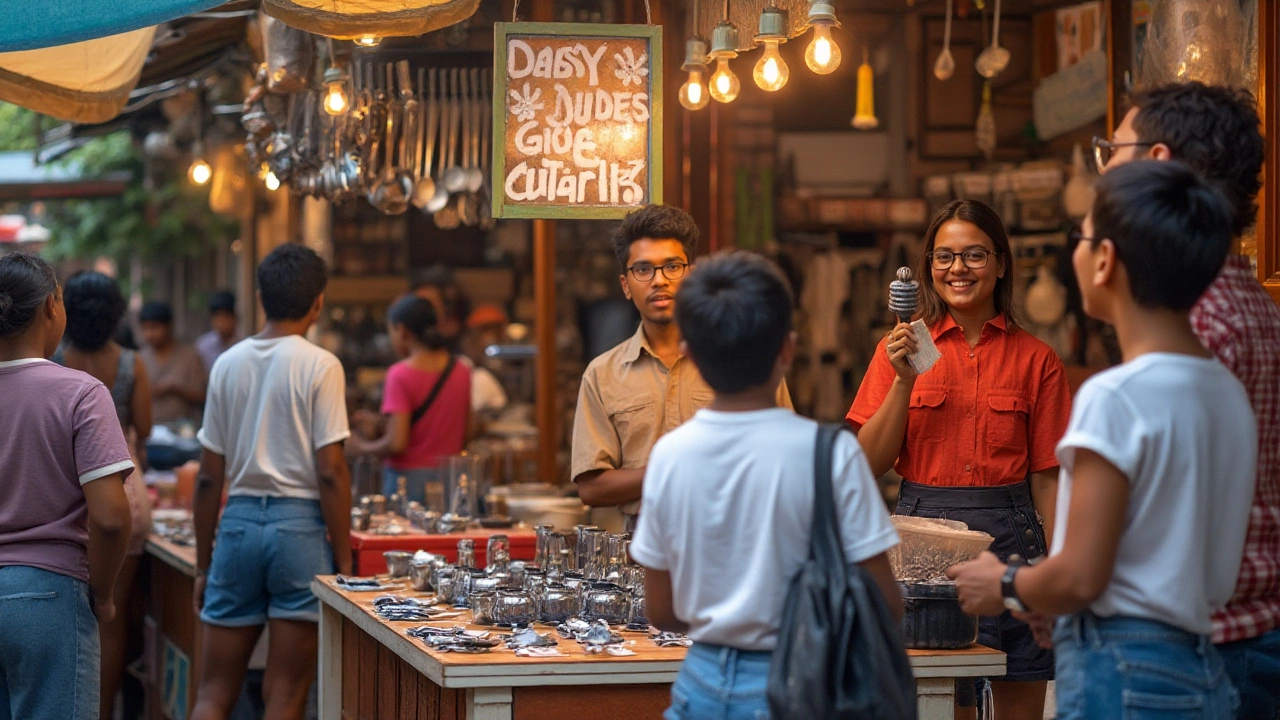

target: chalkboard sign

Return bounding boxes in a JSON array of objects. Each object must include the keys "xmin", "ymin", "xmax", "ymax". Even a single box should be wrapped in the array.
[{"xmin": 492, "ymin": 22, "xmax": 663, "ymax": 220}]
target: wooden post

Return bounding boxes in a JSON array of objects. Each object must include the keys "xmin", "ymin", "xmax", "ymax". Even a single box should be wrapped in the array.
[
  {"xmin": 533, "ymin": 220, "xmax": 558, "ymax": 484},
  {"xmin": 1259, "ymin": 0, "xmax": 1280, "ymax": 302}
]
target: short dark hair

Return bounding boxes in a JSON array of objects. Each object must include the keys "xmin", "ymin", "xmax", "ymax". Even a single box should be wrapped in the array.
[
  {"xmin": 611, "ymin": 205, "xmax": 699, "ymax": 272},
  {"xmin": 208, "ymin": 290, "xmax": 236, "ymax": 315},
  {"xmin": 918, "ymin": 200, "xmax": 1017, "ymax": 327},
  {"xmin": 63, "ymin": 271, "xmax": 127, "ymax": 351},
  {"xmin": 1129, "ymin": 82, "xmax": 1264, "ymax": 236},
  {"xmin": 1091, "ymin": 160, "xmax": 1232, "ymax": 312},
  {"xmin": 411, "ymin": 264, "xmax": 471, "ymax": 326},
  {"xmin": 676, "ymin": 252, "xmax": 793, "ymax": 395},
  {"xmin": 0, "ymin": 253, "xmax": 57, "ymax": 338},
  {"xmin": 388, "ymin": 295, "xmax": 447, "ymax": 349},
  {"xmin": 257, "ymin": 244, "xmax": 328, "ymax": 321},
  {"xmin": 139, "ymin": 301, "xmax": 173, "ymax": 325}
]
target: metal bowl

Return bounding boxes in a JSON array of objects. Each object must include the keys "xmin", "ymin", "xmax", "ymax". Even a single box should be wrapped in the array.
[{"xmin": 384, "ymin": 551, "xmax": 414, "ymax": 579}]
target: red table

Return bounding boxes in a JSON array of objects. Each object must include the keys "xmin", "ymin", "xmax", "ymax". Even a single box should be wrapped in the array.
[{"xmin": 349, "ymin": 520, "xmax": 537, "ymax": 574}]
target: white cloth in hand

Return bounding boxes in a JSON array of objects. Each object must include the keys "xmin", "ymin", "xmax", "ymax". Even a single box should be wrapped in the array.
[{"xmin": 908, "ymin": 320, "xmax": 941, "ymax": 375}]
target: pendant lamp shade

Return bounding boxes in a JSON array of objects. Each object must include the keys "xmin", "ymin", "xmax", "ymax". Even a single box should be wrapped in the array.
[
  {"xmin": 0, "ymin": 1, "xmax": 218, "ymax": 52},
  {"xmin": 0, "ymin": 26, "xmax": 157, "ymax": 123},
  {"xmin": 262, "ymin": 0, "xmax": 480, "ymax": 41}
]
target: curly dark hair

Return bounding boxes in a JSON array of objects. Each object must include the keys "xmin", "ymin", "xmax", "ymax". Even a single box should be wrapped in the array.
[
  {"xmin": 610, "ymin": 205, "xmax": 699, "ymax": 272},
  {"xmin": 63, "ymin": 271, "xmax": 127, "ymax": 351},
  {"xmin": 1129, "ymin": 82, "xmax": 1264, "ymax": 237}
]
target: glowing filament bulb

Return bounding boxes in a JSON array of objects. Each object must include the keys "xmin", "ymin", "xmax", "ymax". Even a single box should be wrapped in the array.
[
  {"xmin": 354, "ymin": 35, "xmax": 381, "ymax": 48},
  {"xmin": 709, "ymin": 58, "xmax": 740, "ymax": 104},
  {"xmin": 264, "ymin": 171, "xmax": 281, "ymax": 191},
  {"xmin": 188, "ymin": 157, "xmax": 212, "ymax": 185},
  {"xmin": 753, "ymin": 40, "xmax": 789, "ymax": 91},
  {"xmin": 323, "ymin": 82, "xmax": 349, "ymax": 115},
  {"xmin": 805, "ymin": 24, "xmax": 842, "ymax": 74},
  {"xmin": 679, "ymin": 69, "xmax": 709, "ymax": 110}
]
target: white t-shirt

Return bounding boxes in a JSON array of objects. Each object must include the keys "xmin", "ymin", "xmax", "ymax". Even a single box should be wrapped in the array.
[
  {"xmin": 198, "ymin": 335, "xmax": 350, "ymax": 500},
  {"xmin": 631, "ymin": 408, "xmax": 898, "ymax": 651},
  {"xmin": 1052, "ymin": 353, "xmax": 1257, "ymax": 635}
]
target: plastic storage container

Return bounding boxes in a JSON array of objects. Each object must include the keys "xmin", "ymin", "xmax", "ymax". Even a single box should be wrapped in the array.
[
  {"xmin": 888, "ymin": 516, "xmax": 994, "ymax": 582},
  {"xmin": 899, "ymin": 581, "xmax": 979, "ymax": 649}
]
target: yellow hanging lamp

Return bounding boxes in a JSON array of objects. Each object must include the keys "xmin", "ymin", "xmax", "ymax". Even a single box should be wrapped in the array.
[
  {"xmin": 851, "ymin": 47, "xmax": 878, "ymax": 130},
  {"xmin": 262, "ymin": 0, "xmax": 480, "ymax": 42}
]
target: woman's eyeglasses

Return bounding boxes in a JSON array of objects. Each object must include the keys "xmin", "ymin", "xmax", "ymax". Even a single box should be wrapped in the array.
[
  {"xmin": 927, "ymin": 248, "xmax": 997, "ymax": 270},
  {"xmin": 1092, "ymin": 136, "xmax": 1157, "ymax": 169}
]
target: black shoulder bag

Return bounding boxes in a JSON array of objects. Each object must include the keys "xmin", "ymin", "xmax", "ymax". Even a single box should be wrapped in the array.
[
  {"xmin": 410, "ymin": 356, "xmax": 458, "ymax": 426},
  {"xmin": 767, "ymin": 423, "xmax": 918, "ymax": 720}
]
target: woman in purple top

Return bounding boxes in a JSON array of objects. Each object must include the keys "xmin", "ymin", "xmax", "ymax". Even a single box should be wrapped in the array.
[{"xmin": 0, "ymin": 254, "xmax": 133, "ymax": 720}]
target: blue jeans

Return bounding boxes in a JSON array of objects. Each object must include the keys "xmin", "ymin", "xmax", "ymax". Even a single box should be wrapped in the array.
[
  {"xmin": 381, "ymin": 467, "xmax": 444, "ymax": 512},
  {"xmin": 1054, "ymin": 612, "xmax": 1237, "ymax": 720},
  {"xmin": 200, "ymin": 497, "xmax": 334, "ymax": 626},
  {"xmin": 1217, "ymin": 628, "xmax": 1280, "ymax": 720},
  {"xmin": 0, "ymin": 566, "xmax": 100, "ymax": 720},
  {"xmin": 665, "ymin": 643, "xmax": 772, "ymax": 720}
]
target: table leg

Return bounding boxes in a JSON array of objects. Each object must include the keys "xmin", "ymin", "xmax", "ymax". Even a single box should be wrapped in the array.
[
  {"xmin": 917, "ymin": 677, "xmax": 956, "ymax": 720},
  {"xmin": 318, "ymin": 602, "xmax": 343, "ymax": 720},
  {"xmin": 467, "ymin": 687, "xmax": 513, "ymax": 720}
]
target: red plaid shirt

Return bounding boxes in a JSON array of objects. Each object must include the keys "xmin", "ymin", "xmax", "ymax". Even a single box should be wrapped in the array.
[{"xmin": 1191, "ymin": 255, "xmax": 1280, "ymax": 644}]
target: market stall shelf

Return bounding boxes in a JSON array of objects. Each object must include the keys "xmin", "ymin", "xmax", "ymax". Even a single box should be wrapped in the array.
[
  {"xmin": 144, "ymin": 534, "xmax": 202, "ymax": 720},
  {"xmin": 314, "ymin": 577, "xmax": 1005, "ymax": 720}
]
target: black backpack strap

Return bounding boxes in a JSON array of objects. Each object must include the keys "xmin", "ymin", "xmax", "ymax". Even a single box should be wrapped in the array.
[
  {"xmin": 812, "ymin": 423, "xmax": 850, "ymax": 582},
  {"xmin": 409, "ymin": 356, "xmax": 458, "ymax": 426}
]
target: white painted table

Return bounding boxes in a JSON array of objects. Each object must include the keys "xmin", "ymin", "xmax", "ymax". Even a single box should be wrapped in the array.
[{"xmin": 314, "ymin": 577, "xmax": 1004, "ymax": 720}]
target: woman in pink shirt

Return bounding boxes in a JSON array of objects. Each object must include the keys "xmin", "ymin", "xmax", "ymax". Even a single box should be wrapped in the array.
[{"xmin": 351, "ymin": 296, "xmax": 471, "ymax": 510}]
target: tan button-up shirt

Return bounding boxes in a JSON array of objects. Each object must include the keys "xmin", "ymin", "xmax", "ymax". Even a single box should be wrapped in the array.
[{"xmin": 572, "ymin": 324, "xmax": 793, "ymax": 516}]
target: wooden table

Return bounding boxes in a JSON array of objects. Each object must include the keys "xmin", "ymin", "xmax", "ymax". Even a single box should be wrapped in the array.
[
  {"xmin": 314, "ymin": 577, "xmax": 1005, "ymax": 720},
  {"xmin": 350, "ymin": 524, "xmax": 537, "ymax": 575},
  {"xmin": 144, "ymin": 534, "xmax": 201, "ymax": 720}
]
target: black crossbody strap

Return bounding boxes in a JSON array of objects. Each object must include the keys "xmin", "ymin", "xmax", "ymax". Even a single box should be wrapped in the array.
[
  {"xmin": 812, "ymin": 423, "xmax": 851, "ymax": 584},
  {"xmin": 410, "ymin": 356, "xmax": 458, "ymax": 426}
]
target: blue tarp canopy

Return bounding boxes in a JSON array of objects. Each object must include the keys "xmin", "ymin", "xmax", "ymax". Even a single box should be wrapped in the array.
[{"xmin": 0, "ymin": 0, "xmax": 225, "ymax": 52}]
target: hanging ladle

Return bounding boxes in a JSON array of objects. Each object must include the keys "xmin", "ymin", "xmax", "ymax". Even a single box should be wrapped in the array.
[
  {"xmin": 464, "ymin": 68, "xmax": 485, "ymax": 194},
  {"xmin": 425, "ymin": 68, "xmax": 457, "ymax": 214},
  {"xmin": 442, "ymin": 68, "xmax": 469, "ymax": 194},
  {"xmin": 934, "ymin": 0, "xmax": 955, "ymax": 80},
  {"xmin": 412, "ymin": 68, "xmax": 438, "ymax": 209},
  {"xmin": 975, "ymin": 0, "xmax": 1011, "ymax": 79},
  {"xmin": 370, "ymin": 63, "xmax": 413, "ymax": 214}
]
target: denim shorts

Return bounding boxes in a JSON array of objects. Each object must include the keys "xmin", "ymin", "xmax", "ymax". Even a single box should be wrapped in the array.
[
  {"xmin": 1216, "ymin": 628, "xmax": 1280, "ymax": 720},
  {"xmin": 665, "ymin": 642, "xmax": 772, "ymax": 720},
  {"xmin": 0, "ymin": 566, "xmax": 100, "ymax": 720},
  {"xmin": 200, "ymin": 496, "xmax": 335, "ymax": 626},
  {"xmin": 1054, "ymin": 612, "xmax": 1238, "ymax": 720},
  {"xmin": 896, "ymin": 481, "xmax": 1053, "ymax": 690}
]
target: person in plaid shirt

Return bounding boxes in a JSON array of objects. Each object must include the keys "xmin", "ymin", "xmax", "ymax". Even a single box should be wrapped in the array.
[{"xmin": 1099, "ymin": 81, "xmax": 1280, "ymax": 719}]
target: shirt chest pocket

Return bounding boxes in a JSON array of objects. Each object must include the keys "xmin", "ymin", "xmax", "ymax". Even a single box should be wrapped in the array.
[
  {"xmin": 986, "ymin": 394, "xmax": 1031, "ymax": 450},
  {"xmin": 610, "ymin": 401, "xmax": 658, "ymax": 469},
  {"xmin": 908, "ymin": 389, "xmax": 948, "ymax": 443}
]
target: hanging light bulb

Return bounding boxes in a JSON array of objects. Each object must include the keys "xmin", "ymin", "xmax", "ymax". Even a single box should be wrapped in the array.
[
  {"xmin": 188, "ymin": 155, "xmax": 212, "ymax": 185},
  {"xmin": 679, "ymin": 37, "xmax": 711, "ymax": 111},
  {"xmin": 322, "ymin": 65, "xmax": 350, "ymax": 116},
  {"xmin": 354, "ymin": 35, "xmax": 381, "ymax": 48},
  {"xmin": 264, "ymin": 170, "xmax": 281, "ymax": 192},
  {"xmin": 752, "ymin": 5, "xmax": 790, "ymax": 92},
  {"xmin": 852, "ymin": 48, "xmax": 879, "ymax": 129},
  {"xmin": 708, "ymin": 19, "xmax": 741, "ymax": 104},
  {"xmin": 804, "ymin": 2, "xmax": 843, "ymax": 75}
]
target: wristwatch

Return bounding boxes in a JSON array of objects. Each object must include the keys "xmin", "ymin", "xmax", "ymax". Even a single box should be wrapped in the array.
[{"xmin": 1001, "ymin": 563, "xmax": 1026, "ymax": 613}]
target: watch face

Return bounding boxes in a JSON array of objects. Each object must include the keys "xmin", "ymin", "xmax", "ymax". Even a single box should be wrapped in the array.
[{"xmin": 1003, "ymin": 596, "xmax": 1026, "ymax": 613}]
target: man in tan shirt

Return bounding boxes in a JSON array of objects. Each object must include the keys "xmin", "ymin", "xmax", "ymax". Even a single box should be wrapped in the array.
[{"xmin": 572, "ymin": 206, "xmax": 791, "ymax": 528}]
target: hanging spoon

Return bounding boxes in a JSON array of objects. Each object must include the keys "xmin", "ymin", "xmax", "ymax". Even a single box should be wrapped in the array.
[
  {"xmin": 975, "ymin": 0, "xmax": 1011, "ymax": 79},
  {"xmin": 442, "ymin": 68, "xmax": 469, "ymax": 194},
  {"xmin": 425, "ymin": 69, "xmax": 456, "ymax": 214},
  {"xmin": 465, "ymin": 68, "xmax": 485, "ymax": 193},
  {"xmin": 934, "ymin": 0, "xmax": 956, "ymax": 80}
]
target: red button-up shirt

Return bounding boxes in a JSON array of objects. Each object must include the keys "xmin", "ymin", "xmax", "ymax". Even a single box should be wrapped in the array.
[
  {"xmin": 1192, "ymin": 255, "xmax": 1280, "ymax": 644},
  {"xmin": 847, "ymin": 313, "xmax": 1071, "ymax": 487}
]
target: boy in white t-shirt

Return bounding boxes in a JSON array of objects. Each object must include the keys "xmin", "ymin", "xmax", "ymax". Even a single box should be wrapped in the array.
[
  {"xmin": 949, "ymin": 160, "xmax": 1257, "ymax": 720},
  {"xmin": 630, "ymin": 252, "xmax": 900, "ymax": 720}
]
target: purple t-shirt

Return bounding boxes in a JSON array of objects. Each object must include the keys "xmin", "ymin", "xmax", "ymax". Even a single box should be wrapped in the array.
[{"xmin": 0, "ymin": 359, "xmax": 134, "ymax": 582}]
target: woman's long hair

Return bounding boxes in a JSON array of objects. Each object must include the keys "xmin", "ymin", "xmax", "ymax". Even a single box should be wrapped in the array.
[{"xmin": 917, "ymin": 200, "xmax": 1018, "ymax": 327}]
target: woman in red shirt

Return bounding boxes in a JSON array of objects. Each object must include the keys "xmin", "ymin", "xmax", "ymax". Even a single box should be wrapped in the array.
[
  {"xmin": 847, "ymin": 200, "xmax": 1071, "ymax": 720},
  {"xmin": 351, "ymin": 296, "xmax": 471, "ymax": 511}
]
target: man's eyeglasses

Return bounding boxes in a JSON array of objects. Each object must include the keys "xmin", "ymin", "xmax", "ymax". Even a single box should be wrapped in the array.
[
  {"xmin": 1068, "ymin": 226, "xmax": 1098, "ymax": 248},
  {"xmin": 1092, "ymin": 136, "xmax": 1156, "ymax": 170},
  {"xmin": 926, "ymin": 248, "xmax": 997, "ymax": 270},
  {"xmin": 626, "ymin": 262, "xmax": 689, "ymax": 283}
]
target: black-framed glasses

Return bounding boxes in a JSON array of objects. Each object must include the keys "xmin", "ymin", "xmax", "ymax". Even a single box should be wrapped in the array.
[
  {"xmin": 1092, "ymin": 136, "xmax": 1156, "ymax": 170},
  {"xmin": 927, "ymin": 248, "xmax": 997, "ymax": 270},
  {"xmin": 626, "ymin": 262, "xmax": 689, "ymax": 283},
  {"xmin": 1068, "ymin": 226, "xmax": 1098, "ymax": 248}
]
